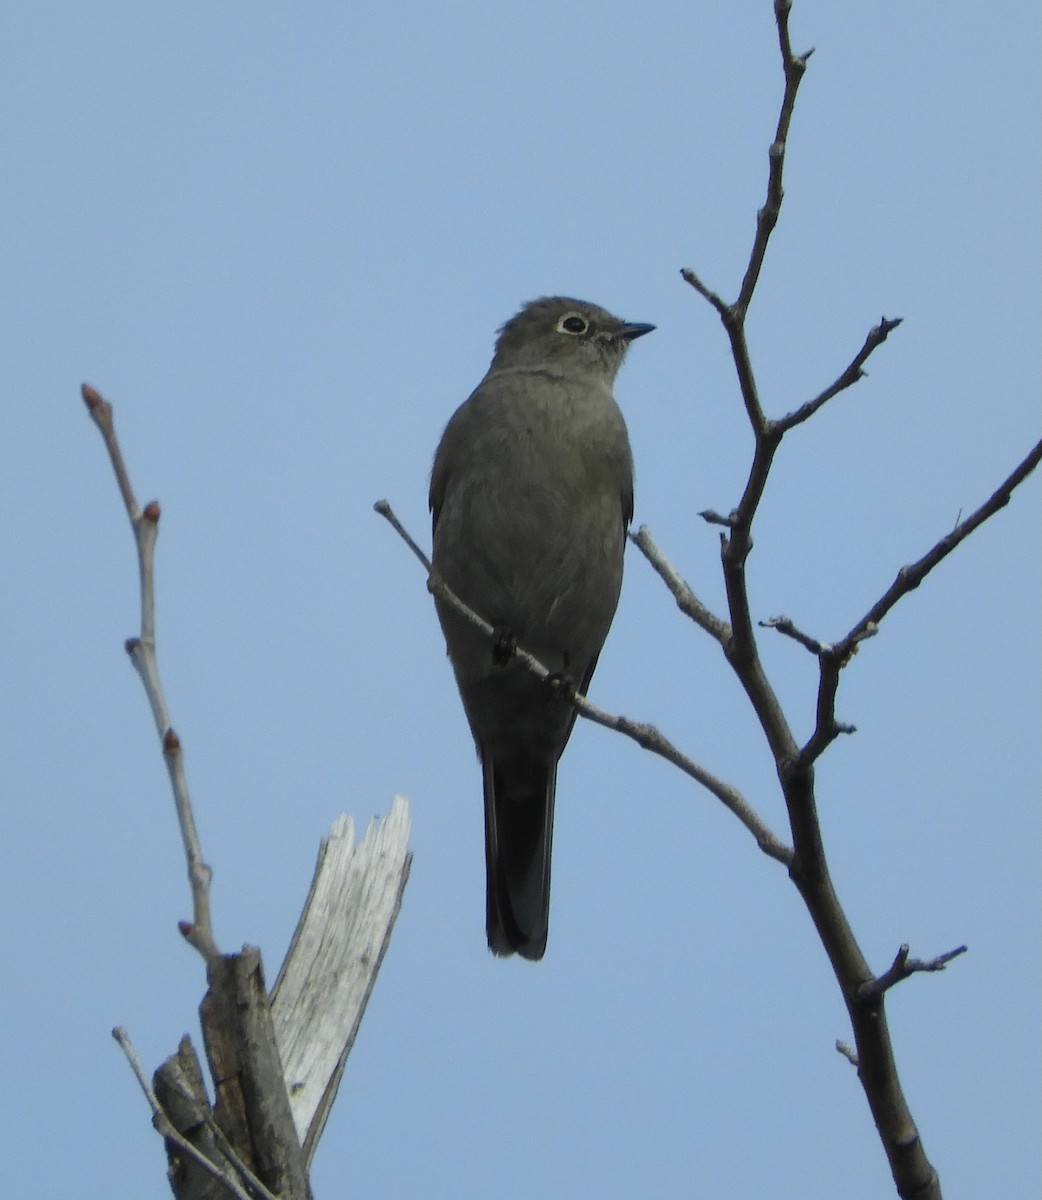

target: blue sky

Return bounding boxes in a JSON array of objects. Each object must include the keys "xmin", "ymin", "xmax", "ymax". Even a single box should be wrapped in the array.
[{"xmin": 2, "ymin": 3, "xmax": 1039, "ymax": 1197}]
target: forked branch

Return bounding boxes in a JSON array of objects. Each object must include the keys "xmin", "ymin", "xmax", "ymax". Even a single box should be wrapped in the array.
[
  {"xmin": 660, "ymin": 4, "xmax": 1039, "ymax": 1199},
  {"xmin": 857, "ymin": 944, "xmax": 969, "ymax": 1006},
  {"xmin": 798, "ymin": 435, "xmax": 1042, "ymax": 766}
]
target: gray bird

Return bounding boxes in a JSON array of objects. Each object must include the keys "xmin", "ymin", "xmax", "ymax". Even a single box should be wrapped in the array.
[{"xmin": 429, "ymin": 296, "xmax": 653, "ymax": 960}]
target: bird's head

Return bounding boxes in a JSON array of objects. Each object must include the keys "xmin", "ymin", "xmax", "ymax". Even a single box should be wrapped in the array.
[{"xmin": 490, "ymin": 296, "xmax": 654, "ymax": 382}]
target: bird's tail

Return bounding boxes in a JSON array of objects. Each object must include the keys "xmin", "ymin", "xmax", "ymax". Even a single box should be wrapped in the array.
[{"xmin": 482, "ymin": 751, "xmax": 557, "ymax": 961}]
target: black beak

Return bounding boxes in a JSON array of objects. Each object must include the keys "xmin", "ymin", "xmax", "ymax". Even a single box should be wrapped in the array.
[{"xmin": 619, "ymin": 321, "xmax": 656, "ymax": 341}]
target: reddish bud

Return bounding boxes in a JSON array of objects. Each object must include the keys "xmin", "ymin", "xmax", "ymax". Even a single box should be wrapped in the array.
[
  {"xmin": 143, "ymin": 500, "xmax": 161, "ymax": 523},
  {"xmin": 163, "ymin": 728, "xmax": 181, "ymax": 754},
  {"xmin": 81, "ymin": 383, "xmax": 103, "ymax": 410}
]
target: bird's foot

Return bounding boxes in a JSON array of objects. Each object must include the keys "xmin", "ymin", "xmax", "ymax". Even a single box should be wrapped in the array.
[
  {"xmin": 544, "ymin": 672, "xmax": 577, "ymax": 702},
  {"xmin": 491, "ymin": 625, "xmax": 517, "ymax": 666}
]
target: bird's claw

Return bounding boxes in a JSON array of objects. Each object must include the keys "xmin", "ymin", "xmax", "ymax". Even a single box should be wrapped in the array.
[
  {"xmin": 491, "ymin": 625, "xmax": 517, "ymax": 666},
  {"xmin": 544, "ymin": 672, "xmax": 577, "ymax": 702}
]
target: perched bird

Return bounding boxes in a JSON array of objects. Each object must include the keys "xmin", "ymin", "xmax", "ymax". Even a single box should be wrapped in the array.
[{"xmin": 430, "ymin": 296, "xmax": 654, "ymax": 960}]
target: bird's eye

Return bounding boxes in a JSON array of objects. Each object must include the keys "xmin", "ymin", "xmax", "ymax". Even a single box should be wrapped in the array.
[{"xmin": 557, "ymin": 313, "xmax": 589, "ymax": 336}]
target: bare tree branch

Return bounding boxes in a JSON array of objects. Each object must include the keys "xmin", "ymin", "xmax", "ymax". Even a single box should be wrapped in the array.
[
  {"xmin": 82, "ymin": 384, "xmax": 218, "ymax": 964},
  {"xmin": 576, "ymin": 703, "xmax": 791, "ymax": 865},
  {"xmin": 629, "ymin": 525, "xmax": 730, "ymax": 644},
  {"xmin": 857, "ymin": 944, "xmax": 969, "ymax": 1006},
  {"xmin": 774, "ymin": 316, "xmax": 903, "ymax": 434},
  {"xmin": 736, "ymin": 0, "xmax": 813, "ymax": 316},
  {"xmin": 758, "ymin": 615, "xmax": 827, "ymax": 656},
  {"xmin": 698, "ymin": 508, "xmax": 734, "ymax": 529},
  {"xmin": 668, "ymin": 6, "xmax": 995, "ymax": 1197},
  {"xmin": 682, "ymin": 4, "xmax": 812, "ymax": 445},
  {"xmin": 679, "ymin": 267, "xmax": 727, "ymax": 319},
  {"xmin": 800, "ymin": 436, "xmax": 1042, "ymax": 768},
  {"xmin": 837, "ymin": 436, "xmax": 1042, "ymax": 655},
  {"xmin": 677, "ymin": 7, "xmax": 817, "ymax": 770}
]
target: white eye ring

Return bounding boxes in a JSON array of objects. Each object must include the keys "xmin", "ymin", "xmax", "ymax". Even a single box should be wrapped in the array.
[{"xmin": 556, "ymin": 312, "xmax": 589, "ymax": 336}]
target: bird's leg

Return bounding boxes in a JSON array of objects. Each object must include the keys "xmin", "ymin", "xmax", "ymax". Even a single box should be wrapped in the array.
[{"xmin": 491, "ymin": 625, "xmax": 517, "ymax": 666}]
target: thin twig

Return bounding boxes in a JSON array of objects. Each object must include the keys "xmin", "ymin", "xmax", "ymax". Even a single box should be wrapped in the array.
[
  {"xmin": 82, "ymin": 384, "xmax": 219, "ymax": 964},
  {"xmin": 774, "ymin": 316, "xmax": 903, "ymax": 434},
  {"xmin": 112, "ymin": 1027, "xmax": 262, "ymax": 1200},
  {"xmin": 374, "ymin": 501, "xmax": 792, "ymax": 865},
  {"xmin": 629, "ymin": 526, "xmax": 731, "ymax": 644},
  {"xmin": 699, "ymin": 508, "xmax": 734, "ymax": 528},
  {"xmin": 374, "ymin": 498, "xmax": 432, "ymax": 571},
  {"xmin": 800, "ymin": 438, "xmax": 1042, "ymax": 768},
  {"xmin": 857, "ymin": 944, "xmax": 969, "ymax": 1005},
  {"xmin": 835, "ymin": 1041, "xmax": 859, "ymax": 1068},
  {"xmin": 691, "ymin": 4, "xmax": 812, "ymax": 443},
  {"xmin": 679, "ymin": 267, "xmax": 728, "ymax": 318},
  {"xmin": 759, "ymin": 615, "xmax": 827, "ymax": 656},
  {"xmin": 836, "ymin": 437, "xmax": 1042, "ymax": 655},
  {"xmin": 80, "ymin": 387, "xmax": 142, "ymax": 526},
  {"xmin": 736, "ymin": 1, "xmax": 812, "ymax": 314},
  {"xmin": 576, "ymin": 699, "xmax": 792, "ymax": 865}
]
